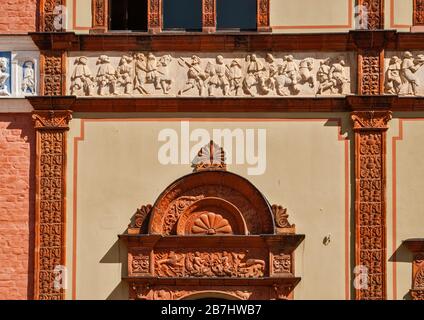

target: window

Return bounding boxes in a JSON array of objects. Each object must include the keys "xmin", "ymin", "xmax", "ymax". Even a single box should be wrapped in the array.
[
  {"xmin": 109, "ymin": 0, "xmax": 148, "ymax": 31},
  {"xmin": 216, "ymin": 0, "xmax": 257, "ymax": 31},
  {"xmin": 163, "ymin": 0, "xmax": 202, "ymax": 31}
]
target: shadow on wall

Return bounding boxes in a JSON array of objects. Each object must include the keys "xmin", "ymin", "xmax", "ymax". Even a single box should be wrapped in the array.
[
  {"xmin": 389, "ymin": 242, "xmax": 414, "ymax": 300},
  {"xmin": 99, "ymin": 230, "xmax": 129, "ymax": 300}
]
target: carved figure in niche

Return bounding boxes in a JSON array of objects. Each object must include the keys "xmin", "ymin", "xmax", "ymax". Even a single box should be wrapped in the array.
[
  {"xmin": 134, "ymin": 53, "xmax": 149, "ymax": 95},
  {"xmin": 156, "ymin": 55, "xmax": 173, "ymax": 94},
  {"xmin": 0, "ymin": 57, "xmax": 10, "ymax": 96},
  {"xmin": 385, "ymin": 56, "xmax": 402, "ymax": 94},
  {"xmin": 205, "ymin": 55, "xmax": 230, "ymax": 96},
  {"xmin": 156, "ymin": 251, "xmax": 184, "ymax": 277},
  {"xmin": 70, "ymin": 57, "xmax": 94, "ymax": 96},
  {"xmin": 22, "ymin": 61, "xmax": 35, "ymax": 94},
  {"xmin": 299, "ymin": 58, "xmax": 315, "ymax": 88},
  {"xmin": 178, "ymin": 55, "xmax": 207, "ymax": 96},
  {"xmin": 317, "ymin": 58, "xmax": 333, "ymax": 94},
  {"xmin": 96, "ymin": 55, "xmax": 116, "ymax": 95},
  {"xmin": 243, "ymin": 54, "xmax": 269, "ymax": 96},
  {"xmin": 329, "ymin": 57, "xmax": 350, "ymax": 94},
  {"xmin": 228, "ymin": 60, "xmax": 243, "ymax": 96},
  {"xmin": 116, "ymin": 55, "xmax": 134, "ymax": 94},
  {"xmin": 399, "ymin": 51, "xmax": 424, "ymax": 95}
]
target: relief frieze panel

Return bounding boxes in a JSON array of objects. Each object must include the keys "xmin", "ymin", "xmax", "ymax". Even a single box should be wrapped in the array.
[{"xmin": 68, "ymin": 52, "xmax": 356, "ymax": 98}]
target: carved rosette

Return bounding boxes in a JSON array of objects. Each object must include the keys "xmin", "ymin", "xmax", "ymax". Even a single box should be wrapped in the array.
[
  {"xmin": 358, "ymin": 0, "xmax": 384, "ymax": 30},
  {"xmin": 33, "ymin": 110, "xmax": 72, "ymax": 300},
  {"xmin": 351, "ymin": 111, "xmax": 391, "ymax": 300},
  {"xmin": 202, "ymin": 0, "xmax": 216, "ymax": 32},
  {"xmin": 257, "ymin": 0, "xmax": 270, "ymax": 31},
  {"xmin": 148, "ymin": 0, "xmax": 162, "ymax": 33},
  {"xmin": 41, "ymin": 51, "xmax": 66, "ymax": 96},
  {"xmin": 415, "ymin": 0, "xmax": 424, "ymax": 25},
  {"xmin": 92, "ymin": 0, "xmax": 107, "ymax": 32},
  {"xmin": 40, "ymin": 0, "xmax": 66, "ymax": 32},
  {"xmin": 359, "ymin": 51, "xmax": 383, "ymax": 95}
]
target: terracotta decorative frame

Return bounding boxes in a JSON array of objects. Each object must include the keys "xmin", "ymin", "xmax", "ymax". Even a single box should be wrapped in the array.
[
  {"xmin": 38, "ymin": 0, "xmax": 67, "ymax": 32},
  {"xmin": 89, "ymin": 0, "xmax": 270, "ymax": 33},
  {"xmin": 120, "ymin": 144, "xmax": 304, "ymax": 300},
  {"xmin": 358, "ymin": 0, "xmax": 384, "ymax": 30}
]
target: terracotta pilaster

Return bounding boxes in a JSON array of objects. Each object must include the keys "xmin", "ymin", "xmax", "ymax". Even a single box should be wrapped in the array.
[
  {"xmin": 202, "ymin": 0, "xmax": 216, "ymax": 32},
  {"xmin": 91, "ymin": 0, "xmax": 108, "ymax": 33}
]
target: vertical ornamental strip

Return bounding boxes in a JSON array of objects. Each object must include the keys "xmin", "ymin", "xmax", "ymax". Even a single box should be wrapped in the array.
[
  {"xmin": 358, "ymin": 0, "xmax": 384, "ymax": 30},
  {"xmin": 33, "ymin": 111, "xmax": 72, "ymax": 300},
  {"xmin": 414, "ymin": 0, "xmax": 424, "ymax": 25},
  {"xmin": 92, "ymin": 0, "xmax": 108, "ymax": 33},
  {"xmin": 351, "ymin": 111, "xmax": 392, "ymax": 300},
  {"xmin": 148, "ymin": 0, "xmax": 162, "ymax": 33},
  {"xmin": 257, "ymin": 0, "xmax": 271, "ymax": 32},
  {"xmin": 202, "ymin": 0, "xmax": 216, "ymax": 32}
]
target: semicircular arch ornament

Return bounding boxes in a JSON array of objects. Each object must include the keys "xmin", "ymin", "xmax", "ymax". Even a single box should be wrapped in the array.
[{"xmin": 122, "ymin": 141, "xmax": 305, "ymax": 300}]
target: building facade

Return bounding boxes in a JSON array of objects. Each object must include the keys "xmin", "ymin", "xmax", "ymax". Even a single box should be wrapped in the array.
[{"xmin": 0, "ymin": 0, "xmax": 424, "ymax": 300}]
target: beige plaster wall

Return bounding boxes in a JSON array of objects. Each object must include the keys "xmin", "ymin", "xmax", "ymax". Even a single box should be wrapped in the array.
[
  {"xmin": 385, "ymin": 0, "xmax": 413, "ymax": 30},
  {"xmin": 68, "ymin": 0, "xmax": 92, "ymax": 34},
  {"xmin": 66, "ymin": 113, "xmax": 352, "ymax": 300},
  {"xmin": 271, "ymin": 0, "xmax": 353, "ymax": 33},
  {"xmin": 386, "ymin": 114, "xmax": 424, "ymax": 300}
]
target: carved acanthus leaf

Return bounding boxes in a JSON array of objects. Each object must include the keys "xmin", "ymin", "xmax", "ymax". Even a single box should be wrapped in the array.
[
  {"xmin": 272, "ymin": 205, "xmax": 293, "ymax": 229},
  {"xmin": 351, "ymin": 111, "xmax": 392, "ymax": 130}
]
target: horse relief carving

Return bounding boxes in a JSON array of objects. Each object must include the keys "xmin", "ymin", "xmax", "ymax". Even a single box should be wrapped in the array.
[{"xmin": 69, "ymin": 53, "xmax": 353, "ymax": 97}]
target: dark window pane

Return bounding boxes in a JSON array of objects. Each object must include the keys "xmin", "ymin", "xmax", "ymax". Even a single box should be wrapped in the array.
[
  {"xmin": 163, "ymin": 0, "xmax": 202, "ymax": 31},
  {"xmin": 217, "ymin": 0, "xmax": 257, "ymax": 30},
  {"xmin": 109, "ymin": 0, "xmax": 147, "ymax": 31}
]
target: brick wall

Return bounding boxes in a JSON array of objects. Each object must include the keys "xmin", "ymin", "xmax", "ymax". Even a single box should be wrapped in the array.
[
  {"xmin": 0, "ymin": 0, "xmax": 37, "ymax": 33},
  {"xmin": 0, "ymin": 114, "xmax": 34, "ymax": 300}
]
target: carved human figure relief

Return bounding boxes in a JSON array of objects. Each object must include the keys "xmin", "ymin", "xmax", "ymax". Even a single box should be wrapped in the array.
[
  {"xmin": 243, "ymin": 54, "xmax": 269, "ymax": 96},
  {"xmin": 70, "ymin": 57, "xmax": 94, "ymax": 96},
  {"xmin": 116, "ymin": 55, "xmax": 134, "ymax": 94},
  {"xmin": 205, "ymin": 55, "xmax": 230, "ymax": 96},
  {"xmin": 329, "ymin": 57, "xmax": 350, "ymax": 94},
  {"xmin": 178, "ymin": 55, "xmax": 207, "ymax": 96},
  {"xmin": 157, "ymin": 54, "xmax": 173, "ymax": 94},
  {"xmin": 228, "ymin": 59, "xmax": 243, "ymax": 96},
  {"xmin": 134, "ymin": 53, "xmax": 149, "ymax": 95},
  {"xmin": 0, "ymin": 57, "xmax": 10, "ymax": 96},
  {"xmin": 96, "ymin": 55, "xmax": 117, "ymax": 96},
  {"xmin": 385, "ymin": 56, "xmax": 402, "ymax": 94},
  {"xmin": 399, "ymin": 51, "xmax": 424, "ymax": 95},
  {"xmin": 21, "ymin": 61, "xmax": 36, "ymax": 95}
]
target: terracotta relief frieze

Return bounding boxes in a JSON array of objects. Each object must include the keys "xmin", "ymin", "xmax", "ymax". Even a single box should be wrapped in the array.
[
  {"xmin": 68, "ymin": 52, "xmax": 356, "ymax": 98},
  {"xmin": 385, "ymin": 51, "xmax": 424, "ymax": 96},
  {"xmin": 33, "ymin": 110, "xmax": 72, "ymax": 300},
  {"xmin": 352, "ymin": 111, "xmax": 391, "ymax": 300},
  {"xmin": 41, "ymin": 51, "xmax": 66, "ymax": 96}
]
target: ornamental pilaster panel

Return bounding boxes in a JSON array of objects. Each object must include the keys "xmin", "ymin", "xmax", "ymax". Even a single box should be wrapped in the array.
[
  {"xmin": 351, "ymin": 111, "xmax": 392, "ymax": 300},
  {"xmin": 202, "ymin": 0, "xmax": 216, "ymax": 32},
  {"xmin": 358, "ymin": 50, "xmax": 384, "ymax": 95},
  {"xmin": 91, "ymin": 0, "xmax": 108, "ymax": 33},
  {"xmin": 39, "ymin": 0, "xmax": 67, "ymax": 32},
  {"xmin": 404, "ymin": 239, "xmax": 424, "ymax": 300},
  {"xmin": 358, "ymin": 0, "xmax": 384, "ymax": 30},
  {"xmin": 40, "ymin": 51, "xmax": 67, "ymax": 96},
  {"xmin": 148, "ymin": 0, "xmax": 162, "ymax": 33},
  {"xmin": 257, "ymin": 0, "xmax": 271, "ymax": 32},
  {"xmin": 33, "ymin": 110, "xmax": 72, "ymax": 300},
  {"xmin": 414, "ymin": 0, "xmax": 424, "ymax": 25}
]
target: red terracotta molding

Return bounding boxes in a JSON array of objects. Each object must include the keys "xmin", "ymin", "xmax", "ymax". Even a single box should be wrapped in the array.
[
  {"xmin": 358, "ymin": 0, "xmax": 384, "ymax": 30},
  {"xmin": 257, "ymin": 0, "xmax": 271, "ymax": 32},
  {"xmin": 39, "ymin": 0, "xmax": 67, "ymax": 32},
  {"xmin": 414, "ymin": 0, "xmax": 424, "ymax": 25},
  {"xmin": 357, "ymin": 50, "xmax": 385, "ymax": 95},
  {"xmin": 91, "ymin": 0, "xmax": 108, "ymax": 33},
  {"xmin": 148, "ymin": 0, "xmax": 162, "ymax": 33},
  {"xmin": 351, "ymin": 110, "xmax": 392, "ymax": 300},
  {"xmin": 40, "ymin": 51, "xmax": 67, "ymax": 96},
  {"xmin": 404, "ymin": 239, "xmax": 424, "ymax": 300}
]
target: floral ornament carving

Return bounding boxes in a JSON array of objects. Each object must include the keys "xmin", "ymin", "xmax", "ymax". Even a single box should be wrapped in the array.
[
  {"xmin": 352, "ymin": 110, "xmax": 391, "ymax": 300},
  {"xmin": 42, "ymin": 51, "xmax": 64, "ymax": 96},
  {"xmin": 202, "ymin": 0, "xmax": 216, "ymax": 28},
  {"xmin": 360, "ymin": 51, "xmax": 381, "ymax": 95},
  {"xmin": 191, "ymin": 212, "xmax": 233, "ymax": 235},
  {"xmin": 358, "ymin": 0, "xmax": 383, "ymax": 30},
  {"xmin": 40, "ymin": 0, "xmax": 66, "ymax": 32},
  {"xmin": 148, "ymin": 0, "xmax": 161, "ymax": 30},
  {"xmin": 257, "ymin": 0, "xmax": 270, "ymax": 29},
  {"xmin": 131, "ymin": 251, "xmax": 150, "ymax": 274},
  {"xmin": 271, "ymin": 205, "xmax": 293, "ymax": 229},
  {"xmin": 92, "ymin": 0, "xmax": 107, "ymax": 29},
  {"xmin": 385, "ymin": 52, "xmax": 424, "ymax": 96},
  {"xmin": 414, "ymin": 0, "xmax": 424, "ymax": 25},
  {"xmin": 272, "ymin": 253, "xmax": 292, "ymax": 274},
  {"xmin": 192, "ymin": 140, "xmax": 227, "ymax": 172}
]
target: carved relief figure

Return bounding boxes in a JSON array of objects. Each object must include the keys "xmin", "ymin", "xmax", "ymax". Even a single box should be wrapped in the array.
[
  {"xmin": 243, "ymin": 54, "xmax": 269, "ymax": 96},
  {"xmin": 399, "ymin": 51, "xmax": 424, "ymax": 95},
  {"xmin": 70, "ymin": 57, "xmax": 94, "ymax": 96},
  {"xmin": 317, "ymin": 58, "xmax": 332, "ymax": 94},
  {"xmin": 0, "ymin": 57, "xmax": 10, "ymax": 96},
  {"xmin": 22, "ymin": 61, "xmax": 36, "ymax": 94},
  {"xmin": 178, "ymin": 55, "xmax": 207, "ymax": 96},
  {"xmin": 156, "ymin": 251, "xmax": 184, "ymax": 277},
  {"xmin": 299, "ymin": 58, "xmax": 315, "ymax": 88},
  {"xmin": 385, "ymin": 56, "xmax": 402, "ymax": 94},
  {"xmin": 134, "ymin": 53, "xmax": 149, "ymax": 95},
  {"xmin": 329, "ymin": 57, "xmax": 350, "ymax": 94},
  {"xmin": 116, "ymin": 55, "xmax": 134, "ymax": 94},
  {"xmin": 156, "ymin": 55, "xmax": 173, "ymax": 94},
  {"xmin": 205, "ymin": 55, "xmax": 230, "ymax": 96},
  {"xmin": 227, "ymin": 60, "xmax": 243, "ymax": 96},
  {"xmin": 96, "ymin": 55, "xmax": 116, "ymax": 95}
]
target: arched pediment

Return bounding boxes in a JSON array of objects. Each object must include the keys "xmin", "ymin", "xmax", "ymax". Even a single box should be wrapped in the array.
[{"xmin": 148, "ymin": 170, "xmax": 274, "ymax": 235}]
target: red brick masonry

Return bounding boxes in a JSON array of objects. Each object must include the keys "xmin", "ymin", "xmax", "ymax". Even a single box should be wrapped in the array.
[
  {"xmin": 0, "ymin": 0, "xmax": 36, "ymax": 33},
  {"xmin": 0, "ymin": 114, "xmax": 34, "ymax": 299}
]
